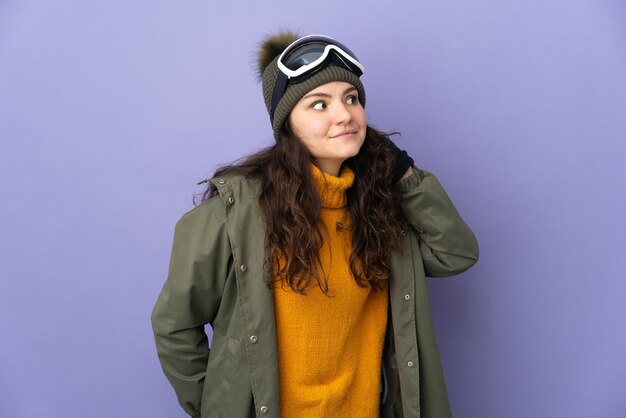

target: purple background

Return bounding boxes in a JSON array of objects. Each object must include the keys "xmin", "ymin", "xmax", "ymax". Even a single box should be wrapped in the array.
[{"xmin": 1, "ymin": 1, "xmax": 625, "ymax": 417}]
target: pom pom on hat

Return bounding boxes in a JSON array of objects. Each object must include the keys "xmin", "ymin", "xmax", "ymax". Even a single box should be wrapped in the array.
[{"xmin": 256, "ymin": 30, "xmax": 301, "ymax": 82}]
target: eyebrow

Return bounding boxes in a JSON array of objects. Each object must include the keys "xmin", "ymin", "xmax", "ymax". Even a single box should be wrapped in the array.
[{"xmin": 302, "ymin": 86, "xmax": 357, "ymax": 101}]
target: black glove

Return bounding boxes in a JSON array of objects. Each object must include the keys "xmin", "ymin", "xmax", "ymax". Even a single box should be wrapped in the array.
[{"xmin": 388, "ymin": 140, "xmax": 414, "ymax": 183}]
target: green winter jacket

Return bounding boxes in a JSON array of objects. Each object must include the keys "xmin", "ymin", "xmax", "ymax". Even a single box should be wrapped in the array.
[{"xmin": 151, "ymin": 166, "xmax": 479, "ymax": 418}]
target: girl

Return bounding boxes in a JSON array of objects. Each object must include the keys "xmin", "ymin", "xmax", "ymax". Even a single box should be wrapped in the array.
[{"xmin": 151, "ymin": 31, "xmax": 479, "ymax": 418}]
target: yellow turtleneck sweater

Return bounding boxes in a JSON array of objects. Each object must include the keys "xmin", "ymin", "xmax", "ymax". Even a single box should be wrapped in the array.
[{"xmin": 273, "ymin": 164, "xmax": 389, "ymax": 418}]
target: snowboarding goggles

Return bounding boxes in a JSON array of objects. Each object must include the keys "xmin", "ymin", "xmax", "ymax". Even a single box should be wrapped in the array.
[{"xmin": 270, "ymin": 34, "xmax": 365, "ymax": 123}]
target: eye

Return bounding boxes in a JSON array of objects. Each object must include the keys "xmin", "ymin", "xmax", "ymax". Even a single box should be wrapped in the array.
[
  {"xmin": 312, "ymin": 101, "xmax": 326, "ymax": 110},
  {"xmin": 346, "ymin": 95, "xmax": 358, "ymax": 105}
]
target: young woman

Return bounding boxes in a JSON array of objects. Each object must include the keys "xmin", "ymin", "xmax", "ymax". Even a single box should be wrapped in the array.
[{"xmin": 151, "ymin": 31, "xmax": 479, "ymax": 418}]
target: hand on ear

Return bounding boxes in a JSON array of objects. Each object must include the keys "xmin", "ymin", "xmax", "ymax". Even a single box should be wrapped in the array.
[{"xmin": 388, "ymin": 140, "xmax": 414, "ymax": 183}]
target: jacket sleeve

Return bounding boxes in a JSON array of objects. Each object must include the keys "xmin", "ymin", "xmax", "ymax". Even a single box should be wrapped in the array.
[
  {"xmin": 396, "ymin": 166, "xmax": 479, "ymax": 277},
  {"xmin": 151, "ymin": 198, "xmax": 231, "ymax": 417}
]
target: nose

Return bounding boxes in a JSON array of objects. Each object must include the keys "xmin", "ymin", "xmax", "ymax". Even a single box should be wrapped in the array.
[{"xmin": 333, "ymin": 102, "xmax": 353, "ymax": 125}]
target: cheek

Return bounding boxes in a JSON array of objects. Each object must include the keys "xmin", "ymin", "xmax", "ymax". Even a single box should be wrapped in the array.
[
  {"xmin": 355, "ymin": 107, "xmax": 367, "ymax": 127},
  {"xmin": 290, "ymin": 117, "xmax": 319, "ymax": 154},
  {"xmin": 305, "ymin": 119, "xmax": 327, "ymax": 138},
  {"xmin": 291, "ymin": 111, "xmax": 315, "ymax": 137},
  {"xmin": 296, "ymin": 120, "xmax": 327, "ymax": 145}
]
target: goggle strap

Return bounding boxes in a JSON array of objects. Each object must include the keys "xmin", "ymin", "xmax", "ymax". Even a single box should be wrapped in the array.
[{"xmin": 270, "ymin": 72, "xmax": 289, "ymax": 124}]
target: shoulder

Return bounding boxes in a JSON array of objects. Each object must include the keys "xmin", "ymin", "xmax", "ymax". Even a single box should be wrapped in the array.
[
  {"xmin": 173, "ymin": 196, "xmax": 228, "ymax": 243},
  {"xmin": 208, "ymin": 173, "xmax": 262, "ymax": 204},
  {"xmin": 179, "ymin": 174, "xmax": 260, "ymax": 223}
]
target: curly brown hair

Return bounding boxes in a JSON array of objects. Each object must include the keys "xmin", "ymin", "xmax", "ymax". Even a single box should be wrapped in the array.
[{"xmin": 198, "ymin": 123, "xmax": 408, "ymax": 294}]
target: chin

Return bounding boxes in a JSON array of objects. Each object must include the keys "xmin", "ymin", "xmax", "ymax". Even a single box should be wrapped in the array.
[
  {"xmin": 349, "ymin": 139, "xmax": 366, "ymax": 157},
  {"xmin": 339, "ymin": 148, "xmax": 362, "ymax": 162}
]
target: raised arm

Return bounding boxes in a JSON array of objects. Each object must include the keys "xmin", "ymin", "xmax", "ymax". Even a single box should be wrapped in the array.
[{"xmin": 396, "ymin": 166, "xmax": 479, "ymax": 277}]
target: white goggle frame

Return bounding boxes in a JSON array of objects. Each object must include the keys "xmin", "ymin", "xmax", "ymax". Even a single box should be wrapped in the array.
[{"xmin": 276, "ymin": 34, "xmax": 365, "ymax": 79}]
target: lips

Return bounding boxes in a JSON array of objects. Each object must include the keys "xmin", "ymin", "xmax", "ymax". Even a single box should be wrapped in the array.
[{"xmin": 332, "ymin": 129, "xmax": 357, "ymax": 138}]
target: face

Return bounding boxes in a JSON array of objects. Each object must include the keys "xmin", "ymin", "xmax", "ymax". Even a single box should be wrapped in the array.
[{"xmin": 288, "ymin": 81, "xmax": 367, "ymax": 176}]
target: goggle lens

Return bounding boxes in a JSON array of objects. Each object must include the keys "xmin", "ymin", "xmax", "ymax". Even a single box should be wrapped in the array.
[{"xmin": 283, "ymin": 43, "xmax": 328, "ymax": 71}]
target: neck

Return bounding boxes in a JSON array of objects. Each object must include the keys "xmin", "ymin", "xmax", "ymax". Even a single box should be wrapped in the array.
[{"xmin": 313, "ymin": 160, "xmax": 343, "ymax": 177}]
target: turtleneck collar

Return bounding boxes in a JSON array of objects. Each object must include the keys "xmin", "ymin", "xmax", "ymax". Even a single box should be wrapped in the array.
[{"xmin": 310, "ymin": 163, "xmax": 355, "ymax": 209}]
